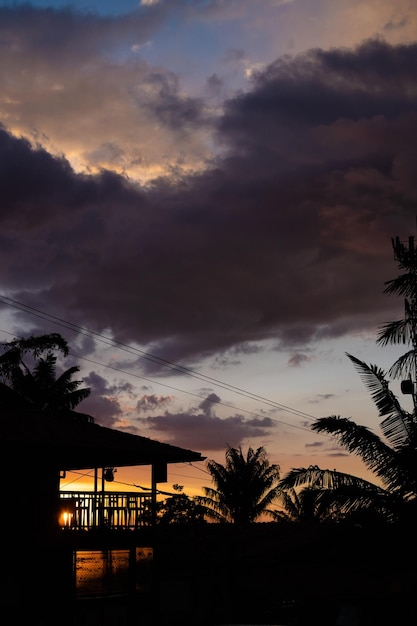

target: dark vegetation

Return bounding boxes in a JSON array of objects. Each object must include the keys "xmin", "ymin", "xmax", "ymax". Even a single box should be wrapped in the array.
[
  {"xmin": 0, "ymin": 333, "xmax": 91, "ymax": 418},
  {"xmin": 3, "ymin": 232, "xmax": 417, "ymax": 624},
  {"xmin": 157, "ymin": 232, "xmax": 417, "ymax": 529},
  {"xmin": 149, "ymin": 232, "xmax": 417, "ymax": 624}
]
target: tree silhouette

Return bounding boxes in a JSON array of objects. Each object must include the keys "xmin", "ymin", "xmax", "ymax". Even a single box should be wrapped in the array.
[
  {"xmin": 278, "ymin": 461, "xmax": 401, "ymax": 523},
  {"xmin": 0, "ymin": 333, "xmax": 91, "ymax": 418},
  {"xmin": 196, "ymin": 445, "xmax": 281, "ymax": 523},
  {"xmin": 279, "ymin": 233, "xmax": 417, "ymax": 524},
  {"xmin": 150, "ymin": 484, "xmax": 206, "ymax": 525},
  {"xmin": 271, "ymin": 483, "xmax": 376, "ymax": 524}
]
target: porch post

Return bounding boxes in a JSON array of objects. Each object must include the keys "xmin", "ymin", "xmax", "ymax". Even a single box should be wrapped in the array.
[{"xmin": 151, "ymin": 463, "xmax": 157, "ymax": 526}]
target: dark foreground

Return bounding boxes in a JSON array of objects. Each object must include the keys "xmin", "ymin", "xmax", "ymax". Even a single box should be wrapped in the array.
[{"xmin": 4, "ymin": 521, "xmax": 416, "ymax": 625}]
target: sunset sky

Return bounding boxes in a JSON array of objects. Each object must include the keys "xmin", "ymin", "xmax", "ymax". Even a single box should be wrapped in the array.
[{"xmin": 1, "ymin": 0, "xmax": 417, "ymax": 500}]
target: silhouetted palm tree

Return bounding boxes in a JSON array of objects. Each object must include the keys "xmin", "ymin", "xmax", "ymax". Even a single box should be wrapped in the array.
[
  {"xmin": 196, "ymin": 445, "xmax": 281, "ymax": 523},
  {"xmin": 278, "ymin": 458, "xmax": 402, "ymax": 523},
  {"xmin": 377, "ymin": 234, "xmax": 417, "ymax": 393},
  {"xmin": 0, "ymin": 333, "xmax": 91, "ymax": 418},
  {"xmin": 271, "ymin": 484, "xmax": 359, "ymax": 523},
  {"xmin": 278, "ymin": 355, "xmax": 417, "ymax": 523},
  {"xmin": 279, "ymin": 233, "xmax": 417, "ymax": 523}
]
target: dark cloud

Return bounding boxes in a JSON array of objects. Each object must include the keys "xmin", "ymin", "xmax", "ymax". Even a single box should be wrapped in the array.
[
  {"xmin": 136, "ymin": 405, "xmax": 276, "ymax": 451},
  {"xmin": 81, "ymin": 371, "xmax": 134, "ymax": 426},
  {"xmin": 308, "ymin": 393, "xmax": 336, "ymax": 404},
  {"xmin": 198, "ymin": 392, "xmax": 221, "ymax": 416},
  {"xmin": 136, "ymin": 394, "xmax": 173, "ymax": 412},
  {"xmin": 205, "ymin": 73, "xmax": 224, "ymax": 99},
  {"xmin": 1, "ymin": 39, "xmax": 416, "ymax": 375},
  {"xmin": 143, "ymin": 71, "xmax": 207, "ymax": 127},
  {"xmin": 288, "ymin": 353, "xmax": 312, "ymax": 368},
  {"xmin": 305, "ymin": 441, "xmax": 324, "ymax": 450},
  {"xmin": 327, "ymin": 451, "xmax": 351, "ymax": 457},
  {"xmin": 383, "ymin": 17, "xmax": 410, "ymax": 34},
  {"xmin": 0, "ymin": 4, "xmax": 166, "ymax": 61},
  {"xmin": 242, "ymin": 39, "xmax": 417, "ymax": 125}
]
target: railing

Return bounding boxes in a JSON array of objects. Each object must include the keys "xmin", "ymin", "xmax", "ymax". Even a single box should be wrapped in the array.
[{"xmin": 59, "ymin": 491, "xmax": 154, "ymax": 530}]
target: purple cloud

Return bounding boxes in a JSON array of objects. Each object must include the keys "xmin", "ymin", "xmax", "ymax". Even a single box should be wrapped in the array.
[{"xmin": 0, "ymin": 39, "xmax": 416, "ymax": 375}]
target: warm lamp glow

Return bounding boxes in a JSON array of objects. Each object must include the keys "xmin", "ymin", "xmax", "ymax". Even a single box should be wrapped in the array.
[
  {"xmin": 60, "ymin": 511, "xmax": 74, "ymax": 527},
  {"xmin": 59, "ymin": 499, "xmax": 76, "ymax": 527}
]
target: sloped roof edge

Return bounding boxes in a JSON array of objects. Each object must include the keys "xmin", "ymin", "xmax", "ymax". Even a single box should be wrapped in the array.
[{"xmin": 1, "ymin": 409, "xmax": 206, "ymax": 470}]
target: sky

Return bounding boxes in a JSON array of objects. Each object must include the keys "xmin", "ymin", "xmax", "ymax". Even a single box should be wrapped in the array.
[{"xmin": 1, "ymin": 0, "xmax": 417, "ymax": 501}]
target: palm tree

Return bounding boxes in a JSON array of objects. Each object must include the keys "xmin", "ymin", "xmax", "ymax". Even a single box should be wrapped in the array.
[
  {"xmin": 377, "ymin": 234, "xmax": 417, "ymax": 391},
  {"xmin": 271, "ymin": 486, "xmax": 331, "ymax": 523},
  {"xmin": 0, "ymin": 333, "xmax": 91, "ymax": 419},
  {"xmin": 279, "ymin": 232, "xmax": 417, "ymax": 523},
  {"xmin": 271, "ymin": 483, "xmax": 367, "ymax": 524},
  {"xmin": 277, "ymin": 459, "xmax": 402, "ymax": 524},
  {"xmin": 196, "ymin": 445, "xmax": 281, "ymax": 523}
]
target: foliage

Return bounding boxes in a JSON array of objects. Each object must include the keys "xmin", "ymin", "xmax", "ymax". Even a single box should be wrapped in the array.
[
  {"xmin": 140, "ymin": 484, "xmax": 206, "ymax": 525},
  {"xmin": 154, "ymin": 484, "xmax": 206, "ymax": 525},
  {"xmin": 278, "ymin": 233, "xmax": 417, "ymax": 524},
  {"xmin": 271, "ymin": 486, "xmax": 336, "ymax": 523},
  {"xmin": 377, "ymin": 234, "xmax": 417, "ymax": 383},
  {"xmin": 0, "ymin": 333, "xmax": 91, "ymax": 417},
  {"xmin": 277, "ymin": 465, "xmax": 402, "ymax": 524},
  {"xmin": 196, "ymin": 445, "xmax": 281, "ymax": 523}
]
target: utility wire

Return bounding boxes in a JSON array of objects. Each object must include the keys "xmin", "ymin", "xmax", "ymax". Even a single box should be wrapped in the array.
[
  {"xmin": 0, "ymin": 323, "xmax": 328, "ymax": 444},
  {"xmin": 0, "ymin": 294, "xmax": 319, "ymax": 422},
  {"xmin": 0, "ymin": 297, "xmax": 338, "ymax": 469},
  {"xmin": 0, "ymin": 298, "xmax": 339, "ymax": 493},
  {"xmin": 70, "ymin": 351, "xmax": 315, "ymax": 434},
  {"xmin": 62, "ymin": 468, "xmax": 206, "ymax": 496}
]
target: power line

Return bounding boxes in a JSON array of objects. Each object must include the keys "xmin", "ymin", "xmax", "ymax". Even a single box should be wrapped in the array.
[
  {"xmin": 62, "ymin": 467, "xmax": 209, "ymax": 495},
  {"xmin": 0, "ymin": 297, "xmax": 337, "ymax": 481},
  {"xmin": 70, "ymin": 351, "xmax": 315, "ymax": 434},
  {"xmin": 0, "ymin": 299, "xmax": 338, "ymax": 493},
  {"xmin": 0, "ymin": 324, "xmax": 315, "ymax": 436},
  {"xmin": 0, "ymin": 294, "xmax": 319, "ymax": 422}
]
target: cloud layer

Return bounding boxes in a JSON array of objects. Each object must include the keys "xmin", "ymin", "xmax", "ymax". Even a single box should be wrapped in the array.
[
  {"xmin": 1, "ymin": 3, "xmax": 417, "ymax": 456},
  {"xmin": 2, "ymin": 36, "xmax": 416, "ymax": 366}
]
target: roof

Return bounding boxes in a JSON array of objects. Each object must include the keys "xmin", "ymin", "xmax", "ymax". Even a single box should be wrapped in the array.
[{"xmin": 1, "ymin": 409, "xmax": 206, "ymax": 470}]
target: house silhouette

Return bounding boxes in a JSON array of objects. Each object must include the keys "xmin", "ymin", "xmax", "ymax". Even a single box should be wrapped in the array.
[{"xmin": 1, "ymin": 408, "xmax": 205, "ymax": 625}]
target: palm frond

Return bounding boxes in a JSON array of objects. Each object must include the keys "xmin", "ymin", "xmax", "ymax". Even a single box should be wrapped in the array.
[
  {"xmin": 312, "ymin": 416, "xmax": 417, "ymax": 496},
  {"xmin": 196, "ymin": 486, "xmax": 233, "ymax": 522},
  {"xmin": 279, "ymin": 465, "xmax": 379, "ymax": 491},
  {"xmin": 376, "ymin": 319, "xmax": 412, "ymax": 347},
  {"xmin": 278, "ymin": 466, "xmax": 402, "ymax": 522},
  {"xmin": 383, "ymin": 274, "xmax": 416, "ymax": 298},
  {"xmin": 388, "ymin": 350, "xmax": 417, "ymax": 380},
  {"xmin": 201, "ymin": 446, "xmax": 281, "ymax": 522},
  {"xmin": 346, "ymin": 353, "xmax": 413, "ymax": 446}
]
